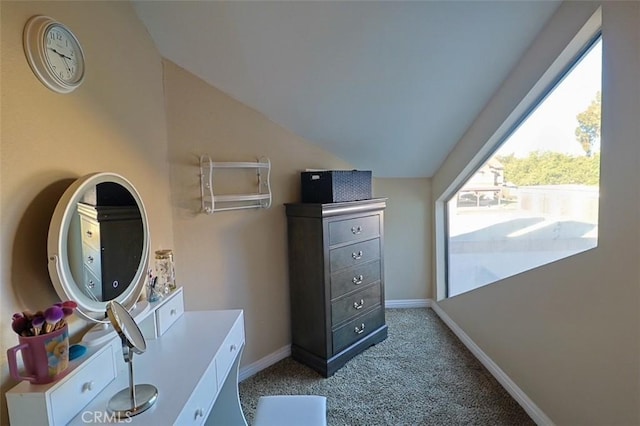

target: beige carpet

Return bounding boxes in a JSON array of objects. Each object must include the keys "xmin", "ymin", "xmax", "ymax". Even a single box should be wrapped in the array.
[{"xmin": 239, "ymin": 308, "xmax": 535, "ymax": 425}]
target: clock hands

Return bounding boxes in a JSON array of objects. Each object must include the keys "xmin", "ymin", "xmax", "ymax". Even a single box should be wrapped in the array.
[
  {"xmin": 47, "ymin": 47, "xmax": 74, "ymax": 75},
  {"xmin": 48, "ymin": 47, "xmax": 73, "ymax": 61}
]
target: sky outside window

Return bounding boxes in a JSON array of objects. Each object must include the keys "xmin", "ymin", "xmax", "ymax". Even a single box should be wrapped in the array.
[{"xmin": 498, "ymin": 39, "xmax": 601, "ymax": 158}]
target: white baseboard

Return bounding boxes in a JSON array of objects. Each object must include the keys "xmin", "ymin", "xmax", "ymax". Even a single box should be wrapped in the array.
[
  {"xmin": 239, "ymin": 344, "xmax": 291, "ymax": 382},
  {"xmin": 385, "ymin": 299, "xmax": 432, "ymax": 308},
  {"xmin": 429, "ymin": 301, "xmax": 554, "ymax": 426}
]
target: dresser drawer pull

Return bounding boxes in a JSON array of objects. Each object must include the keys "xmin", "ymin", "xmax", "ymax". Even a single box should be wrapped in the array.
[
  {"xmin": 87, "ymin": 255, "xmax": 94, "ymax": 263},
  {"xmin": 170, "ymin": 308, "xmax": 177, "ymax": 316},
  {"xmin": 354, "ymin": 323, "xmax": 366, "ymax": 334},
  {"xmin": 230, "ymin": 344, "xmax": 237, "ymax": 352},
  {"xmin": 351, "ymin": 226, "xmax": 362, "ymax": 235},
  {"xmin": 86, "ymin": 230, "xmax": 93, "ymax": 238},
  {"xmin": 352, "ymin": 251, "xmax": 363, "ymax": 260},
  {"xmin": 87, "ymin": 280, "xmax": 95, "ymax": 289},
  {"xmin": 82, "ymin": 381, "xmax": 94, "ymax": 392},
  {"xmin": 353, "ymin": 299, "xmax": 365, "ymax": 310},
  {"xmin": 195, "ymin": 408, "xmax": 204, "ymax": 419},
  {"xmin": 352, "ymin": 275, "xmax": 364, "ymax": 285}
]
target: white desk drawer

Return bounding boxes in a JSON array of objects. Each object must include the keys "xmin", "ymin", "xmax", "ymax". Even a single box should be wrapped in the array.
[
  {"xmin": 50, "ymin": 343, "xmax": 116, "ymax": 425},
  {"xmin": 215, "ymin": 316, "xmax": 244, "ymax": 388},
  {"xmin": 155, "ymin": 289, "xmax": 184, "ymax": 336},
  {"xmin": 175, "ymin": 359, "xmax": 218, "ymax": 425}
]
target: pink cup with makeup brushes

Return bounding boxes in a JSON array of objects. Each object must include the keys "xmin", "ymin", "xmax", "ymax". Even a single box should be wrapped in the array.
[{"xmin": 7, "ymin": 324, "xmax": 69, "ymax": 384}]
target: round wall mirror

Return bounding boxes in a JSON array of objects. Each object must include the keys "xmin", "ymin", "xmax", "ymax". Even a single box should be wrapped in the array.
[{"xmin": 47, "ymin": 172, "xmax": 150, "ymax": 324}]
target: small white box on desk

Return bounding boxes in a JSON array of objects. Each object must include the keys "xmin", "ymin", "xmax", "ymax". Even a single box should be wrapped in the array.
[
  {"xmin": 138, "ymin": 287, "xmax": 185, "ymax": 340},
  {"xmin": 155, "ymin": 287, "xmax": 185, "ymax": 336}
]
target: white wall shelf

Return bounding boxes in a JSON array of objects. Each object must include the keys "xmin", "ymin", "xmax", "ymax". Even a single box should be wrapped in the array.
[{"xmin": 200, "ymin": 155, "xmax": 272, "ymax": 213}]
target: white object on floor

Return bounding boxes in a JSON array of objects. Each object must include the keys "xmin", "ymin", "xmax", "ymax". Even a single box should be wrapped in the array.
[{"xmin": 254, "ymin": 395, "xmax": 327, "ymax": 426}]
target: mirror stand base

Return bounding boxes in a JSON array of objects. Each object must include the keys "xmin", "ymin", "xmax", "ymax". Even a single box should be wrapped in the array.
[{"xmin": 108, "ymin": 384, "xmax": 158, "ymax": 419}]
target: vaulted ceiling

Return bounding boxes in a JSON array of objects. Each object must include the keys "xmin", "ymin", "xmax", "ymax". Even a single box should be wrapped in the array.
[{"xmin": 133, "ymin": 1, "xmax": 561, "ymax": 178}]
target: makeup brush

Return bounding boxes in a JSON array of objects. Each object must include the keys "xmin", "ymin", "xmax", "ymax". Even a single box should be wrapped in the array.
[
  {"xmin": 11, "ymin": 316, "xmax": 28, "ymax": 336},
  {"xmin": 43, "ymin": 306, "xmax": 64, "ymax": 334},
  {"xmin": 31, "ymin": 315, "xmax": 45, "ymax": 336},
  {"xmin": 54, "ymin": 306, "xmax": 75, "ymax": 331},
  {"xmin": 62, "ymin": 300, "xmax": 78, "ymax": 310}
]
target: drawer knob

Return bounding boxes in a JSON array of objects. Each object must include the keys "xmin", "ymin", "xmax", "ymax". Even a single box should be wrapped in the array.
[
  {"xmin": 195, "ymin": 408, "xmax": 204, "ymax": 419},
  {"xmin": 230, "ymin": 344, "xmax": 237, "ymax": 352},
  {"xmin": 86, "ymin": 230, "xmax": 93, "ymax": 238},
  {"xmin": 82, "ymin": 381, "xmax": 94, "ymax": 392},
  {"xmin": 87, "ymin": 255, "xmax": 94, "ymax": 263},
  {"xmin": 352, "ymin": 251, "xmax": 363, "ymax": 260},
  {"xmin": 354, "ymin": 323, "xmax": 366, "ymax": 334},
  {"xmin": 351, "ymin": 226, "xmax": 362, "ymax": 235},
  {"xmin": 170, "ymin": 308, "xmax": 177, "ymax": 316},
  {"xmin": 352, "ymin": 275, "xmax": 363, "ymax": 285},
  {"xmin": 353, "ymin": 299, "xmax": 365, "ymax": 310},
  {"xmin": 87, "ymin": 280, "xmax": 95, "ymax": 289}
]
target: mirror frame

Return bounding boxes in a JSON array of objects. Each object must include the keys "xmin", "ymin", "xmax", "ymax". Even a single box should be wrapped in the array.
[
  {"xmin": 107, "ymin": 300, "xmax": 147, "ymax": 354},
  {"xmin": 47, "ymin": 172, "xmax": 150, "ymax": 323}
]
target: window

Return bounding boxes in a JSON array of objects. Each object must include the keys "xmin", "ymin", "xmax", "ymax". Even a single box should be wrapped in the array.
[{"xmin": 446, "ymin": 36, "xmax": 602, "ymax": 297}]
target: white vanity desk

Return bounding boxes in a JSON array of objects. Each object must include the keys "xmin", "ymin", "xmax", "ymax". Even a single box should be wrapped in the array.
[{"xmin": 6, "ymin": 289, "xmax": 248, "ymax": 426}]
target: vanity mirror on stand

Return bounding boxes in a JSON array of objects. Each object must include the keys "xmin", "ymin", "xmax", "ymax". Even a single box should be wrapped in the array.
[
  {"xmin": 106, "ymin": 300, "xmax": 157, "ymax": 418},
  {"xmin": 6, "ymin": 172, "xmax": 248, "ymax": 425}
]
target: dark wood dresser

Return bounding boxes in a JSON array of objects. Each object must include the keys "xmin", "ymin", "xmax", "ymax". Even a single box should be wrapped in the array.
[
  {"xmin": 285, "ymin": 198, "xmax": 387, "ymax": 377},
  {"xmin": 77, "ymin": 203, "xmax": 143, "ymax": 301}
]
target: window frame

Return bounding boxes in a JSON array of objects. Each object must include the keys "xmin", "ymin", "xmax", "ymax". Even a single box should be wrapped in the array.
[{"xmin": 435, "ymin": 14, "xmax": 603, "ymax": 300}]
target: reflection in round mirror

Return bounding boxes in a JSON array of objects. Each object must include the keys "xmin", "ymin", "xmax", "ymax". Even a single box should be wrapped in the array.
[{"xmin": 47, "ymin": 172, "xmax": 150, "ymax": 324}]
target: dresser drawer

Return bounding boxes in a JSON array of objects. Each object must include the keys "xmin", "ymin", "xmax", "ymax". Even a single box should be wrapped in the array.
[
  {"xmin": 82, "ymin": 243, "xmax": 102, "ymax": 277},
  {"xmin": 216, "ymin": 316, "xmax": 244, "ymax": 388},
  {"xmin": 155, "ymin": 289, "xmax": 184, "ymax": 336},
  {"xmin": 332, "ymin": 307, "xmax": 385, "ymax": 354},
  {"xmin": 331, "ymin": 283, "xmax": 382, "ymax": 326},
  {"xmin": 82, "ymin": 267, "xmax": 102, "ymax": 300},
  {"xmin": 175, "ymin": 356, "xmax": 218, "ymax": 425},
  {"xmin": 329, "ymin": 214, "xmax": 380, "ymax": 246},
  {"xmin": 49, "ymin": 343, "xmax": 117, "ymax": 425},
  {"xmin": 329, "ymin": 238, "xmax": 380, "ymax": 272},
  {"xmin": 331, "ymin": 259, "xmax": 381, "ymax": 299},
  {"xmin": 79, "ymin": 216, "xmax": 100, "ymax": 250}
]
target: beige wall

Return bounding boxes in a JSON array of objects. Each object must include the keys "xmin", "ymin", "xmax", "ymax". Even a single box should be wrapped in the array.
[
  {"xmin": 0, "ymin": 1, "xmax": 173, "ymax": 421},
  {"xmin": 374, "ymin": 178, "xmax": 432, "ymax": 301},
  {"xmin": 163, "ymin": 61, "xmax": 432, "ymax": 368},
  {"xmin": 163, "ymin": 59, "xmax": 354, "ymax": 367},
  {"xmin": 432, "ymin": 2, "xmax": 640, "ymax": 424}
]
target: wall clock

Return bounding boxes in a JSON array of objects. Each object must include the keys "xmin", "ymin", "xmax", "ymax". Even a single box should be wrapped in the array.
[{"xmin": 23, "ymin": 15, "xmax": 85, "ymax": 94}]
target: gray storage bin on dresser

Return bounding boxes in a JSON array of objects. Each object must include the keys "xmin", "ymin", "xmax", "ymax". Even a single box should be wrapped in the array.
[{"xmin": 285, "ymin": 198, "xmax": 387, "ymax": 377}]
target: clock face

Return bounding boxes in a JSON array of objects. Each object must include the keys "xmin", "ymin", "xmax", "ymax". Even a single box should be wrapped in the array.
[
  {"xmin": 23, "ymin": 16, "xmax": 86, "ymax": 93},
  {"xmin": 44, "ymin": 24, "xmax": 84, "ymax": 85}
]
